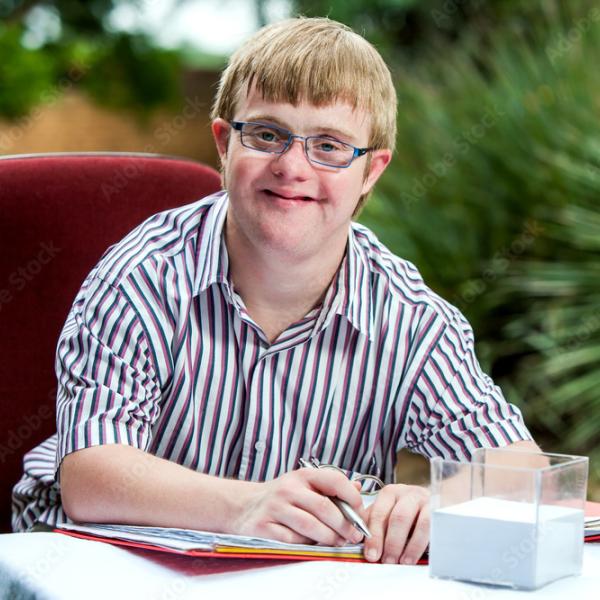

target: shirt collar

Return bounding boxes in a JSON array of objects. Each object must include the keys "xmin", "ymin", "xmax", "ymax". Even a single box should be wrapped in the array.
[
  {"xmin": 333, "ymin": 226, "xmax": 374, "ymax": 340},
  {"xmin": 193, "ymin": 191, "xmax": 230, "ymax": 295}
]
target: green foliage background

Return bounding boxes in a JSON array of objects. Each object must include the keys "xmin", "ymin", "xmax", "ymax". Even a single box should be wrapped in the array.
[
  {"xmin": 0, "ymin": 1, "xmax": 184, "ymax": 120},
  {"xmin": 296, "ymin": 0, "xmax": 600, "ymax": 474}
]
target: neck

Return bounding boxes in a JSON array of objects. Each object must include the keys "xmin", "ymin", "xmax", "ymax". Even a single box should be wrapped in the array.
[{"xmin": 225, "ymin": 220, "xmax": 347, "ymax": 343}]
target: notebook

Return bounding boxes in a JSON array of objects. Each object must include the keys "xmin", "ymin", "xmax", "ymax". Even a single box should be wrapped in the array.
[
  {"xmin": 585, "ymin": 516, "xmax": 600, "ymax": 542},
  {"xmin": 55, "ymin": 522, "xmax": 376, "ymax": 562}
]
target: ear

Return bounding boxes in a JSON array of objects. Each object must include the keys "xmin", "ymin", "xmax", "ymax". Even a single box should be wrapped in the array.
[
  {"xmin": 360, "ymin": 149, "xmax": 392, "ymax": 196},
  {"xmin": 211, "ymin": 118, "xmax": 231, "ymax": 162}
]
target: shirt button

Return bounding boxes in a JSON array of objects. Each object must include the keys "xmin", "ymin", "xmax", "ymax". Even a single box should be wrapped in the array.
[{"xmin": 255, "ymin": 441, "xmax": 265, "ymax": 452}]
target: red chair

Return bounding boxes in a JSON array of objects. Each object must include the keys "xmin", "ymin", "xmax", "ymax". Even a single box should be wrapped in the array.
[{"xmin": 0, "ymin": 153, "xmax": 221, "ymax": 532}]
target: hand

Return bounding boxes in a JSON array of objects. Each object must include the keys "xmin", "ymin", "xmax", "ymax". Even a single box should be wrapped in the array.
[
  {"xmin": 231, "ymin": 468, "xmax": 367, "ymax": 546},
  {"xmin": 363, "ymin": 483, "xmax": 430, "ymax": 564}
]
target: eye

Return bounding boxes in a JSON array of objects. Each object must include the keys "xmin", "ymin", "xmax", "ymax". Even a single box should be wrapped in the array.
[
  {"xmin": 314, "ymin": 138, "xmax": 346, "ymax": 153},
  {"xmin": 248, "ymin": 125, "xmax": 285, "ymax": 144},
  {"xmin": 317, "ymin": 141, "xmax": 336, "ymax": 152},
  {"xmin": 258, "ymin": 129, "xmax": 277, "ymax": 142}
]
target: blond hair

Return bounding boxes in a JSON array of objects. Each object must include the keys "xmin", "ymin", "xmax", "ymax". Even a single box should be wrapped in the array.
[{"xmin": 211, "ymin": 17, "xmax": 397, "ymax": 153}]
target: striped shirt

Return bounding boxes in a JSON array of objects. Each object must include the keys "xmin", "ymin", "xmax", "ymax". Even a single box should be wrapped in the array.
[{"xmin": 12, "ymin": 191, "xmax": 531, "ymax": 531}]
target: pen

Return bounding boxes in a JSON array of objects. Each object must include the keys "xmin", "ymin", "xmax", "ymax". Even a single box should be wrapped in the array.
[{"xmin": 298, "ymin": 457, "xmax": 372, "ymax": 539}]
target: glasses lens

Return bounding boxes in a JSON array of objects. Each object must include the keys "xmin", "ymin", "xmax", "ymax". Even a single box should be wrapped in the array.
[
  {"xmin": 240, "ymin": 123, "xmax": 288, "ymax": 152},
  {"xmin": 307, "ymin": 137, "xmax": 354, "ymax": 167}
]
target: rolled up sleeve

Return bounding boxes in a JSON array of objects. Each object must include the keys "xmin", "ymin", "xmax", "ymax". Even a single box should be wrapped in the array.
[
  {"xmin": 55, "ymin": 276, "xmax": 163, "ymax": 471},
  {"xmin": 401, "ymin": 310, "xmax": 532, "ymax": 460}
]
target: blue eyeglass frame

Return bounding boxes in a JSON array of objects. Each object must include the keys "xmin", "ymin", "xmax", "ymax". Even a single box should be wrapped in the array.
[{"xmin": 230, "ymin": 121, "xmax": 371, "ymax": 168}]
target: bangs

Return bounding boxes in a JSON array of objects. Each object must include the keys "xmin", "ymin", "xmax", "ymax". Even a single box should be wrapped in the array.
[{"xmin": 247, "ymin": 28, "xmax": 379, "ymax": 114}]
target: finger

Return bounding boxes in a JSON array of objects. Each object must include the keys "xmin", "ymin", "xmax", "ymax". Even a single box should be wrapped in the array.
[
  {"xmin": 363, "ymin": 490, "xmax": 396, "ymax": 562},
  {"xmin": 262, "ymin": 522, "xmax": 314, "ymax": 545},
  {"xmin": 399, "ymin": 502, "xmax": 430, "ymax": 565},
  {"xmin": 292, "ymin": 488, "xmax": 363, "ymax": 544},
  {"xmin": 381, "ymin": 493, "xmax": 422, "ymax": 564},
  {"xmin": 278, "ymin": 504, "xmax": 350, "ymax": 546},
  {"xmin": 304, "ymin": 469, "xmax": 365, "ymax": 513}
]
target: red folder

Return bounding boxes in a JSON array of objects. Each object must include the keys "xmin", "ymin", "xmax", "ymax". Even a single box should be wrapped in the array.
[{"xmin": 54, "ymin": 527, "xmax": 429, "ymax": 565}]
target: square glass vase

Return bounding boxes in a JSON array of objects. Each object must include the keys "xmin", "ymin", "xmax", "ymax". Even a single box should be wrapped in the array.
[{"xmin": 429, "ymin": 448, "xmax": 588, "ymax": 590}]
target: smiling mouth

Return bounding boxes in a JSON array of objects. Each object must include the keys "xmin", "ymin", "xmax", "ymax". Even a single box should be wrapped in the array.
[{"xmin": 263, "ymin": 189, "xmax": 315, "ymax": 202}]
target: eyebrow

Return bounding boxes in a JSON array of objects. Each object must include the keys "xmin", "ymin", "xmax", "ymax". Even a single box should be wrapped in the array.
[{"xmin": 243, "ymin": 114, "xmax": 359, "ymax": 144}]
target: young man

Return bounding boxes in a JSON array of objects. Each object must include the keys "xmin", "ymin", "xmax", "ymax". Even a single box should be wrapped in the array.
[{"xmin": 13, "ymin": 17, "xmax": 539, "ymax": 564}]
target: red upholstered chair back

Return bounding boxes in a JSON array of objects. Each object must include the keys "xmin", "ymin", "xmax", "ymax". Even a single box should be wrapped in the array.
[{"xmin": 0, "ymin": 153, "xmax": 222, "ymax": 532}]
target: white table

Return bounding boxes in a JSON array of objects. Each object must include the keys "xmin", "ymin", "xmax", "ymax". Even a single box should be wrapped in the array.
[{"xmin": 0, "ymin": 532, "xmax": 598, "ymax": 600}]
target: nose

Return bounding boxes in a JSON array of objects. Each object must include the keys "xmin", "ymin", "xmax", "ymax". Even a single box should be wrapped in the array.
[{"xmin": 270, "ymin": 136, "xmax": 313, "ymax": 179}]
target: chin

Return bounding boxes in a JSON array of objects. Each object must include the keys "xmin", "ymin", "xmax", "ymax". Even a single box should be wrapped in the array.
[{"xmin": 259, "ymin": 227, "xmax": 315, "ymax": 257}]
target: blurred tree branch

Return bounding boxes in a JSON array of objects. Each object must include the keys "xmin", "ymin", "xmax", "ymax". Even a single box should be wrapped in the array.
[
  {"xmin": 255, "ymin": 0, "xmax": 268, "ymax": 28},
  {"xmin": 0, "ymin": 0, "xmax": 188, "ymax": 119},
  {"xmin": 2, "ymin": 0, "xmax": 39, "ymax": 23}
]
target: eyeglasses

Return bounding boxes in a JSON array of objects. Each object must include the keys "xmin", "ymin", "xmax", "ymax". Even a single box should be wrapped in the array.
[{"xmin": 230, "ymin": 121, "xmax": 372, "ymax": 168}]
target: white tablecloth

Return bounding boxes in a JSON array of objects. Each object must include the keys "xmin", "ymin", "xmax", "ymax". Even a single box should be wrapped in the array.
[{"xmin": 0, "ymin": 532, "xmax": 598, "ymax": 600}]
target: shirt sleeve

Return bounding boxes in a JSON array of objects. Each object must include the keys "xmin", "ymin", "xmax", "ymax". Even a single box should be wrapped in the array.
[
  {"xmin": 55, "ymin": 275, "xmax": 164, "ymax": 471},
  {"xmin": 399, "ymin": 308, "xmax": 532, "ymax": 460}
]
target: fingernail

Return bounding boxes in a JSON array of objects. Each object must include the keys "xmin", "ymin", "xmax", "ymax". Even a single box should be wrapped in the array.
[
  {"xmin": 383, "ymin": 556, "xmax": 395, "ymax": 564},
  {"xmin": 401, "ymin": 556, "xmax": 415, "ymax": 565},
  {"xmin": 365, "ymin": 548, "xmax": 378, "ymax": 562},
  {"xmin": 351, "ymin": 531, "xmax": 363, "ymax": 544}
]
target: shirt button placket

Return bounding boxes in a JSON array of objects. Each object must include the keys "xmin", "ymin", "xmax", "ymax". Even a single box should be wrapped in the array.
[{"xmin": 239, "ymin": 352, "xmax": 267, "ymax": 479}]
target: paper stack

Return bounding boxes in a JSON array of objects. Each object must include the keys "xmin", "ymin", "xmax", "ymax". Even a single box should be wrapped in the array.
[{"xmin": 56, "ymin": 522, "xmax": 366, "ymax": 561}]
